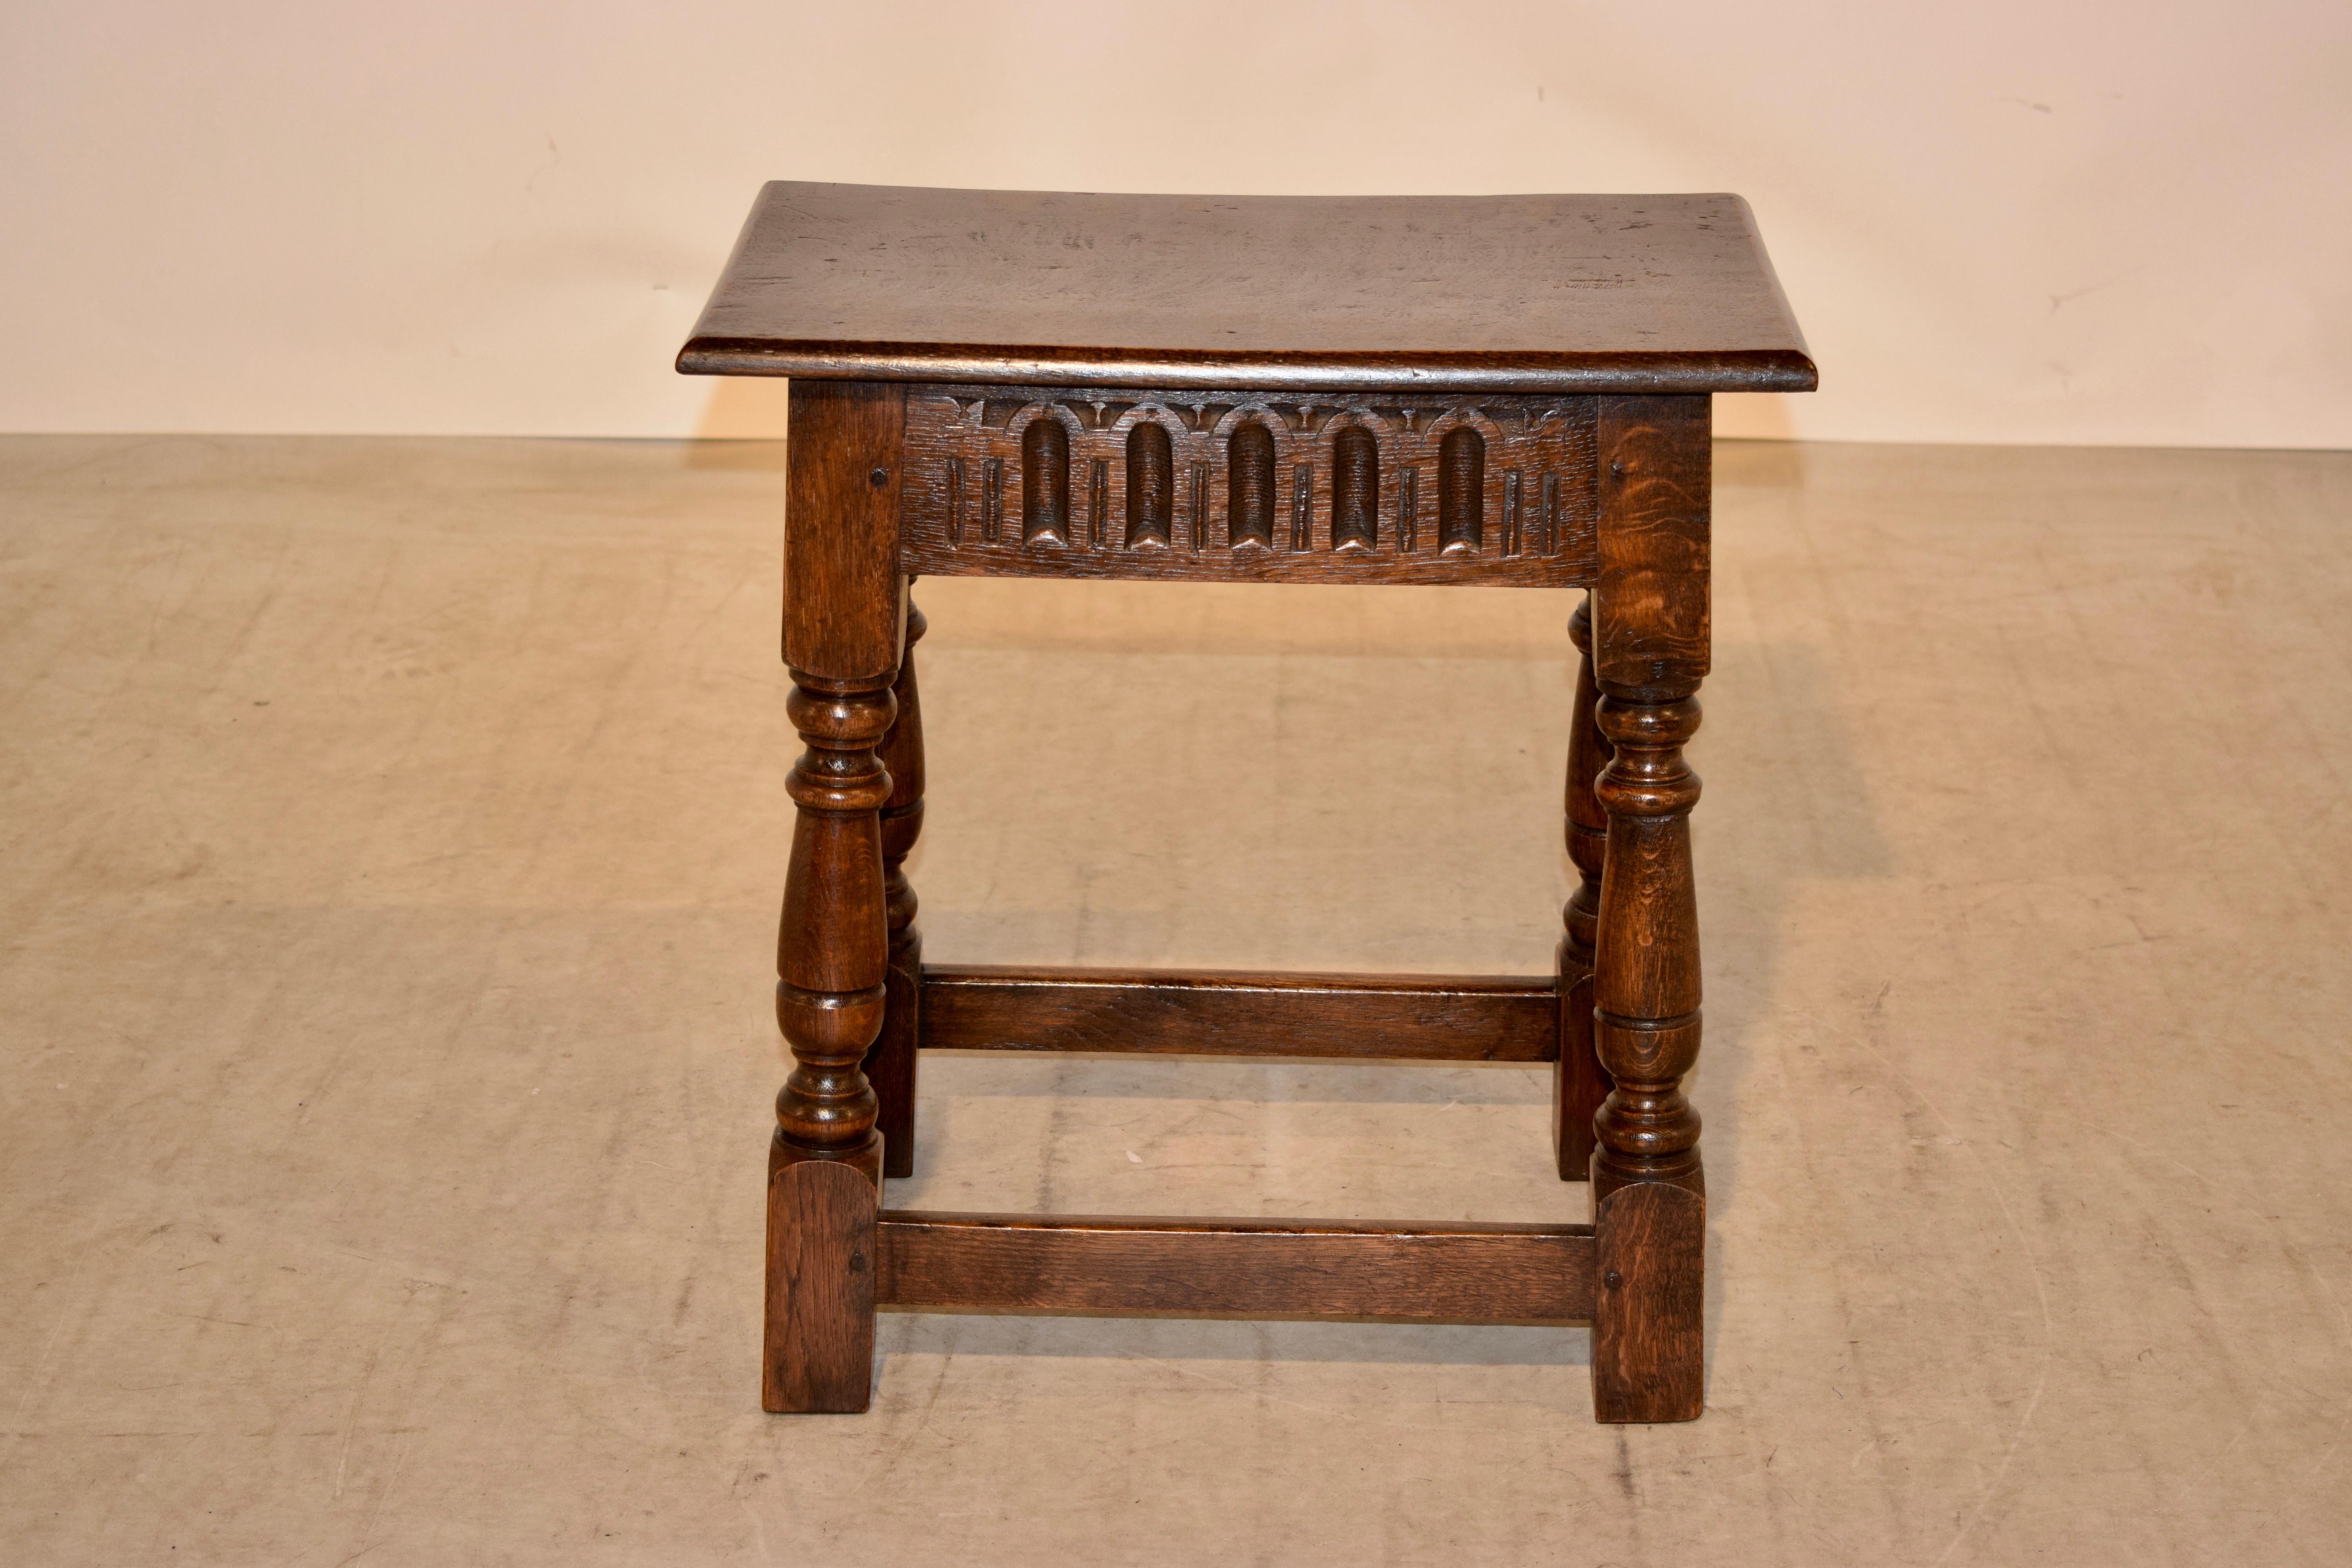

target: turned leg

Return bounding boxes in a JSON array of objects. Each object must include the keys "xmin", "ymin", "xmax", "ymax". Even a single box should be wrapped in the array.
[
  {"xmin": 1587, "ymin": 394, "xmax": 1710, "ymax": 1423},
  {"xmin": 1590, "ymin": 687, "xmax": 1705, "ymax": 1421},
  {"xmin": 1553, "ymin": 593, "xmax": 1612, "ymax": 1180},
  {"xmin": 1590, "ymin": 686, "xmax": 1704, "ymax": 1202},
  {"xmin": 871, "ymin": 594, "xmax": 927, "ymax": 1179},
  {"xmin": 764, "ymin": 381, "xmax": 907, "ymax": 1414}
]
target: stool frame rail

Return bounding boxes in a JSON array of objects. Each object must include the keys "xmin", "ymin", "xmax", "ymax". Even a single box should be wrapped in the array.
[{"xmin": 766, "ymin": 379, "xmax": 1713, "ymax": 1423}]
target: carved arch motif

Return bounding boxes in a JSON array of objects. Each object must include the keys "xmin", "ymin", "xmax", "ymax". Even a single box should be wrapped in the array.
[{"xmin": 903, "ymin": 385, "xmax": 1601, "ymax": 586}]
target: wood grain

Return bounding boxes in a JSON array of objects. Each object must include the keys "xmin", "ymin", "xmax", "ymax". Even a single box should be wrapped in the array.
[
  {"xmin": 897, "ymin": 386, "xmax": 1597, "ymax": 586},
  {"xmin": 763, "ymin": 1155, "xmax": 879, "ymax": 1413},
  {"xmin": 679, "ymin": 183, "xmax": 1816, "ymax": 394},
  {"xmin": 877, "ymin": 1211, "xmax": 1595, "ymax": 1322},
  {"xmin": 1592, "ymin": 1180, "xmax": 1704, "ymax": 1423},
  {"xmin": 764, "ymin": 383, "xmax": 900, "ymax": 1409},
  {"xmin": 683, "ymin": 174, "xmax": 1808, "ymax": 1422},
  {"xmin": 1593, "ymin": 395, "xmax": 1710, "ymax": 695},
  {"xmin": 782, "ymin": 380, "xmax": 906, "ymax": 683},
  {"xmin": 920, "ymin": 965, "xmax": 1560, "ymax": 1062},
  {"xmin": 1554, "ymin": 593, "xmax": 1613, "ymax": 1180},
  {"xmin": 1589, "ymin": 395, "xmax": 1709, "ymax": 1198},
  {"xmin": 1589, "ymin": 688, "xmax": 1705, "ymax": 1197}
]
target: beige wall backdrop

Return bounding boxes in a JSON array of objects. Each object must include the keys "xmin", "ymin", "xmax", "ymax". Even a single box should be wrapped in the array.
[{"xmin": 3, "ymin": 1, "xmax": 2346, "ymax": 447}]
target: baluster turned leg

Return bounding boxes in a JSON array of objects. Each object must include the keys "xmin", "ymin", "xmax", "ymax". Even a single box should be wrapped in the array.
[
  {"xmin": 1590, "ymin": 687, "xmax": 1704, "ymax": 1203},
  {"xmin": 1587, "ymin": 394, "xmax": 1710, "ymax": 1423},
  {"xmin": 764, "ymin": 381, "xmax": 907, "ymax": 1414},
  {"xmin": 1553, "ymin": 593, "xmax": 1613, "ymax": 1179},
  {"xmin": 870, "ymin": 595, "xmax": 927, "ymax": 1179}
]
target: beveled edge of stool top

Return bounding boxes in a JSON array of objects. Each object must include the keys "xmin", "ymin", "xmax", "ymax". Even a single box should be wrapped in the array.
[{"xmin": 677, "ymin": 181, "xmax": 1816, "ymax": 396}]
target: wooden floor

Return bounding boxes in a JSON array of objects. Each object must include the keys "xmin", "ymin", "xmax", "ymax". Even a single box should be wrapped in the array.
[{"xmin": 1, "ymin": 433, "xmax": 2347, "ymax": 1564}]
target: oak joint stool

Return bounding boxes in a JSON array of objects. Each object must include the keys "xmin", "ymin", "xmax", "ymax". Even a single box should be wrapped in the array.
[{"xmin": 678, "ymin": 181, "xmax": 1814, "ymax": 1423}]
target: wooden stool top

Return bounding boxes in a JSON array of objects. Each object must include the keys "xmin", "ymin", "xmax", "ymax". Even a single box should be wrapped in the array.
[{"xmin": 679, "ymin": 182, "xmax": 1814, "ymax": 394}]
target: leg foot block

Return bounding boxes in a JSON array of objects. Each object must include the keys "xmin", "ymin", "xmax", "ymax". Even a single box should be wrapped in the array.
[
  {"xmin": 1592, "ymin": 1180, "xmax": 1704, "ymax": 1423},
  {"xmin": 763, "ymin": 1154, "xmax": 879, "ymax": 1413}
]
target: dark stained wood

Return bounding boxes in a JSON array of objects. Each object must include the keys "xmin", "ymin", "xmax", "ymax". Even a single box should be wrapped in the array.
[
  {"xmin": 679, "ymin": 183, "xmax": 1816, "ymax": 394},
  {"xmin": 1554, "ymin": 593, "xmax": 1612, "ymax": 1180},
  {"xmin": 870, "ymin": 594, "xmax": 926, "ymax": 1180},
  {"xmin": 772, "ymin": 387, "xmax": 898, "ymax": 1174},
  {"xmin": 1593, "ymin": 396, "xmax": 1710, "ymax": 696},
  {"xmin": 763, "ymin": 383, "xmax": 903, "ymax": 1408},
  {"xmin": 688, "ymin": 178, "xmax": 1807, "ymax": 1425},
  {"xmin": 920, "ymin": 965, "xmax": 1560, "ymax": 1062},
  {"xmin": 782, "ymin": 380, "xmax": 906, "ymax": 682},
  {"xmin": 764, "ymin": 1154, "xmax": 879, "ymax": 1413},
  {"xmin": 1588, "ymin": 687, "xmax": 1705, "ymax": 1199},
  {"xmin": 1440, "ymin": 425, "xmax": 1486, "ymax": 554},
  {"xmin": 877, "ymin": 1211, "xmax": 1595, "ymax": 1322},
  {"xmin": 1592, "ymin": 1181, "xmax": 1705, "ymax": 1423},
  {"xmin": 1228, "ymin": 420, "xmax": 1277, "ymax": 545},
  {"xmin": 1588, "ymin": 392, "xmax": 1708, "ymax": 1199},
  {"xmin": 898, "ymin": 386, "xmax": 1596, "ymax": 586},
  {"xmin": 773, "ymin": 699, "xmax": 892, "ymax": 1136},
  {"xmin": 1020, "ymin": 422, "xmax": 1069, "ymax": 545},
  {"xmin": 1332, "ymin": 425, "xmax": 1379, "ymax": 551}
]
